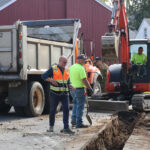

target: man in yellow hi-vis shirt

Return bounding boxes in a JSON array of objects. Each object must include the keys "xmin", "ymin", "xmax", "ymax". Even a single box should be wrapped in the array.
[
  {"xmin": 131, "ymin": 47, "xmax": 147, "ymax": 65},
  {"xmin": 131, "ymin": 47, "xmax": 147, "ymax": 78}
]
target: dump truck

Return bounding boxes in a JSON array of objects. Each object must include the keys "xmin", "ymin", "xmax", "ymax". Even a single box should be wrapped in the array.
[{"xmin": 0, "ymin": 19, "xmax": 80, "ymax": 116}]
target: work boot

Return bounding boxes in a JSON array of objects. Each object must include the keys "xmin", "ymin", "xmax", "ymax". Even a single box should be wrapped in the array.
[
  {"xmin": 71, "ymin": 121, "xmax": 76, "ymax": 127},
  {"xmin": 47, "ymin": 126, "xmax": 54, "ymax": 132},
  {"xmin": 60, "ymin": 128, "xmax": 75, "ymax": 135},
  {"xmin": 76, "ymin": 124, "xmax": 89, "ymax": 128}
]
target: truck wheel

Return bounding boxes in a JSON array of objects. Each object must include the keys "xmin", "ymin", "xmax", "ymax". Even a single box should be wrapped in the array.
[
  {"xmin": 25, "ymin": 82, "xmax": 45, "ymax": 117},
  {"xmin": 93, "ymin": 81, "xmax": 102, "ymax": 97},
  {"xmin": 0, "ymin": 102, "xmax": 11, "ymax": 114}
]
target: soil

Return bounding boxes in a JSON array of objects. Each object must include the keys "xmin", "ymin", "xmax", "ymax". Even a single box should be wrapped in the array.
[
  {"xmin": 110, "ymin": 111, "xmax": 140, "ymax": 150},
  {"xmin": 82, "ymin": 111, "xmax": 141, "ymax": 150},
  {"xmin": 123, "ymin": 112, "xmax": 150, "ymax": 150}
]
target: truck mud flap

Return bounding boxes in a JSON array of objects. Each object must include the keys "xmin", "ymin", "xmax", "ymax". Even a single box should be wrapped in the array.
[{"xmin": 8, "ymin": 81, "xmax": 28, "ymax": 106}]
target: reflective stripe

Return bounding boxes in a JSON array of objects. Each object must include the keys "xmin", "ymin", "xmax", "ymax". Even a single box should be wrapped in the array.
[
  {"xmin": 55, "ymin": 80, "xmax": 68, "ymax": 84},
  {"xmin": 50, "ymin": 85, "xmax": 69, "ymax": 92},
  {"xmin": 50, "ymin": 65, "xmax": 69, "ymax": 94},
  {"xmin": 54, "ymin": 65, "xmax": 58, "ymax": 72},
  {"xmin": 143, "ymin": 55, "xmax": 146, "ymax": 62}
]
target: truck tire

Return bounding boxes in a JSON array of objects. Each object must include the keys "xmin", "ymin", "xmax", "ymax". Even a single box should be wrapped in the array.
[
  {"xmin": 0, "ymin": 102, "xmax": 11, "ymax": 114},
  {"xmin": 25, "ymin": 82, "xmax": 45, "ymax": 117}
]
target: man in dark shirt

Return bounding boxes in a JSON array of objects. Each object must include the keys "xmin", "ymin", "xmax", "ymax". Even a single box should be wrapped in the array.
[
  {"xmin": 95, "ymin": 57, "xmax": 108, "ymax": 92},
  {"xmin": 42, "ymin": 56, "xmax": 75, "ymax": 134}
]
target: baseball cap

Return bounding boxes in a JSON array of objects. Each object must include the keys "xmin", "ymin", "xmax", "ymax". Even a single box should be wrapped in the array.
[
  {"xmin": 95, "ymin": 57, "xmax": 102, "ymax": 61},
  {"xmin": 77, "ymin": 54, "xmax": 87, "ymax": 60}
]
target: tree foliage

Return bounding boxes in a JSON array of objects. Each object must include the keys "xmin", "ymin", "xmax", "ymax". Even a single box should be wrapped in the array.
[{"xmin": 126, "ymin": 0, "xmax": 150, "ymax": 30}]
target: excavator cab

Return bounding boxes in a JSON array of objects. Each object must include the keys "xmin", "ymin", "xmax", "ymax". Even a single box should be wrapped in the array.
[
  {"xmin": 129, "ymin": 39, "xmax": 150, "ymax": 111},
  {"xmin": 129, "ymin": 43, "xmax": 147, "ymax": 80},
  {"xmin": 129, "ymin": 40, "xmax": 149, "ymax": 92}
]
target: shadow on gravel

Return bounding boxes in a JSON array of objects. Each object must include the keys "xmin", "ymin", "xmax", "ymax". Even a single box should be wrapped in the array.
[
  {"xmin": 0, "ymin": 112, "xmax": 28, "ymax": 122},
  {"xmin": 81, "ymin": 111, "xmax": 141, "ymax": 150}
]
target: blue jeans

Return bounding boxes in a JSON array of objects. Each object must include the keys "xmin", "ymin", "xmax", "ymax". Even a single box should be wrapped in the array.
[
  {"xmin": 49, "ymin": 92, "xmax": 69, "ymax": 129},
  {"xmin": 70, "ymin": 88, "xmax": 86, "ymax": 127}
]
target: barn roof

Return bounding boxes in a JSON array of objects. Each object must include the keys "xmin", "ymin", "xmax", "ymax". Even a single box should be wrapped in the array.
[
  {"xmin": 0, "ymin": 0, "xmax": 16, "ymax": 11},
  {"xmin": 95, "ymin": 0, "xmax": 112, "ymax": 11}
]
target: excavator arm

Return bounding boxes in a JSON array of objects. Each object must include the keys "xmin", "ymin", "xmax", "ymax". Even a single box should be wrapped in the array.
[
  {"xmin": 101, "ymin": 0, "xmax": 129, "ymax": 68},
  {"xmin": 101, "ymin": 0, "xmax": 130, "ymax": 93}
]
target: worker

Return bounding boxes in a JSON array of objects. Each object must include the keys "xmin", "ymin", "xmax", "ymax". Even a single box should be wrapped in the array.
[
  {"xmin": 95, "ymin": 57, "xmax": 108, "ymax": 92},
  {"xmin": 131, "ymin": 47, "xmax": 147, "ymax": 65},
  {"xmin": 70, "ymin": 54, "xmax": 93, "ymax": 128},
  {"xmin": 131, "ymin": 47, "xmax": 147, "ymax": 78},
  {"xmin": 41, "ymin": 56, "xmax": 75, "ymax": 134}
]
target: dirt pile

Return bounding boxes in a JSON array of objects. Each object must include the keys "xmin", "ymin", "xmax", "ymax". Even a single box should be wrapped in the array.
[{"xmin": 81, "ymin": 111, "xmax": 141, "ymax": 150}]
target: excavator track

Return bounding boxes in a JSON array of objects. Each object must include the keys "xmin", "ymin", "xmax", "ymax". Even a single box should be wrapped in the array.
[{"xmin": 132, "ymin": 93, "xmax": 150, "ymax": 111}]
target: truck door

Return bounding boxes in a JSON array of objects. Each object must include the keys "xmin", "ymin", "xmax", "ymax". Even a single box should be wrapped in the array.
[{"xmin": 0, "ymin": 25, "xmax": 17, "ymax": 72}]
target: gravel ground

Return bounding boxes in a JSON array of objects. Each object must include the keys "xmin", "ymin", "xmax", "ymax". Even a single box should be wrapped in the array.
[{"xmin": 0, "ymin": 108, "xmax": 113, "ymax": 150}]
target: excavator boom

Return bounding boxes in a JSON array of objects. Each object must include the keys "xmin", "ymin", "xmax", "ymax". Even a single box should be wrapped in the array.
[{"xmin": 101, "ymin": 0, "xmax": 129, "ymax": 68}]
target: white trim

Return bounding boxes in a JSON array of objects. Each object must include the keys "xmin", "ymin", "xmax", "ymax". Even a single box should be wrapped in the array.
[
  {"xmin": 136, "ymin": 19, "xmax": 149, "ymax": 39},
  {"xmin": 95, "ymin": 0, "xmax": 112, "ymax": 11},
  {"xmin": 0, "ymin": 0, "xmax": 16, "ymax": 11},
  {"xmin": 145, "ymin": 18, "xmax": 150, "ymax": 26}
]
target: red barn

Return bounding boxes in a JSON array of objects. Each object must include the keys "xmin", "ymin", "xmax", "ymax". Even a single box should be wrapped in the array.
[{"xmin": 0, "ymin": 0, "xmax": 111, "ymax": 57}]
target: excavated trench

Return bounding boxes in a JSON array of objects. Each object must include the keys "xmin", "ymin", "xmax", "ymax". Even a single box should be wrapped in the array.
[{"xmin": 81, "ymin": 111, "xmax": 142, "ymax": 150}]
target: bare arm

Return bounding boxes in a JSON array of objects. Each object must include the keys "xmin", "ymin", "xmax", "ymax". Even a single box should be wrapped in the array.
[
  {"xmin": 69, "ymin": 84, "xmax": 76, "ymax": 90},
  {"xmin": 82, "ymin": 78, "xmax": 92, "ymax": 90}
]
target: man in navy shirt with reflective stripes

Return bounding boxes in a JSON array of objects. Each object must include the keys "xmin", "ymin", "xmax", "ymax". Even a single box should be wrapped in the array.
[{"xmin": 42, "ymin": 56, "xmax": 75, "ymax": 134}]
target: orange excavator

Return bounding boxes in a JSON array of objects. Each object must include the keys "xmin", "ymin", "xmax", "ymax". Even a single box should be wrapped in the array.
[{"xmin": 91, "ymin": 0, "xmax": 150, "ymax": 112}]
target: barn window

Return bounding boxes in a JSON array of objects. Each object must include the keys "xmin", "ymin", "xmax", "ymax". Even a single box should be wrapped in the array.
[{"xmin": 0, "ymin": 0, "xmax": 16, "ymax": 11}]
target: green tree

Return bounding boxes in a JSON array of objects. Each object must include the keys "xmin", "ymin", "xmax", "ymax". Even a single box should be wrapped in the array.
[{"xmin": 126, "ymin": 0, "xmax": 150, "ymax": 30}]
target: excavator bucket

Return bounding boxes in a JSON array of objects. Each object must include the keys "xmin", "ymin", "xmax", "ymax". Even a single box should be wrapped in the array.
[{"xmin": 101, "ymin": 32, "xmax": 119, "ymax": 63}]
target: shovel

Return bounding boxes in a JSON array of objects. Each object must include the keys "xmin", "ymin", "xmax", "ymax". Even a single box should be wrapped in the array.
[{"xmin": 86, "ymin": 96, "xmax": 92, "ymax": 125}]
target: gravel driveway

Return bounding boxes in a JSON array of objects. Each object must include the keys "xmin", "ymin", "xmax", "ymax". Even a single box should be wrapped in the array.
[{"xmin": 0, "ymin": 108, "xmax": 112, "ymax": 150}]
